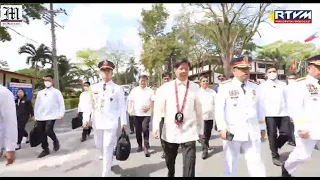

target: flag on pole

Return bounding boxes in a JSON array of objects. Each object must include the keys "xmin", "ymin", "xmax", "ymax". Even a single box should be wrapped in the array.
[
  {"xmin": 304, "ymin": 32, "xmax": 319, "ymax": 43},
  {"xmin": 289, "ymin": 60, "xmax": 297, "ymax": 72}
]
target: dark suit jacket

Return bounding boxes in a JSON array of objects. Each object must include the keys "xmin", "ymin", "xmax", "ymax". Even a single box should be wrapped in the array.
[{"xmin": 15, "ymin": 98, "xmax": 34, "ymax": 122}]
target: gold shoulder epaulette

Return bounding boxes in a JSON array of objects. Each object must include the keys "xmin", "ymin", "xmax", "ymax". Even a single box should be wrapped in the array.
[
  {"xmin": 221, "ymin": 79, "xmax": 231, "ymax": 84},
  {"xmin": 248, "ymin": 79, "xmax": 259, "ymax": 85},
  {"xmin": 296, "ymin": 77, "xmax": 306, "ymax": 82}
]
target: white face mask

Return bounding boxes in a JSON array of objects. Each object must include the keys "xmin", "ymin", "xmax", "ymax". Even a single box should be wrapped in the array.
[
  {"xmin": 288, "ymin": 80, "xmax": 295, "ymax": 85},
  {"xmin": 44, "ymin": 81, "xmax": 52, "ymax": 88},
  {"xmin": 83, "ymin": 87, "xmax": 89, "ymax": 91},
  {"xmin": 268, "ymin": 72, "xmax": 278, "ymax": 80}
]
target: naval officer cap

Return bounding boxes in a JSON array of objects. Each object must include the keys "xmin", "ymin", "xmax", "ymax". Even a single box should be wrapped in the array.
[
  {"xmin": 230, "ymin": 56, "xmax": 253, "ymax": 68},
  {"xmin": 305, "ymin": 55, "xmax": 320, "ymax": 66},
  {"xmin": 98, "ymin": 60, "xmax": 115, "ymax": 70}
]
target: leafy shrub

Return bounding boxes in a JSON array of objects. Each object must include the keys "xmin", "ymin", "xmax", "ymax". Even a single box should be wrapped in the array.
[{"xmin": 64, "ymin": 98, "xmax": 79, "ymax": 110}]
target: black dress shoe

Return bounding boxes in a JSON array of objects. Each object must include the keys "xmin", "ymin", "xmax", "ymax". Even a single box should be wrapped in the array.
[
  {"xmin": 15, "ymin": 144, "xmax": 21, "ymax": 150},
  {"xmin": 273, "ymin": 158, "xmax": 283, "ymax": 166},
  {"xmin": 161, "ymin": 153, "xmax": 166, "ymax": 159},
  {"xmin": 202, "ymin": 151, "xmax": 208, "ymax": 160},
  {"xmin": 38, "ymin": 149, "xmax": 50, "ymax": 158},
  {"xmin": 137, "ymin": 146, "xmax": 143, "ymax": 152},
  {"xmin": 281, "ymin": 164, "xmax": 291, "ymax": 177},
  {"xmin": 144, "ymin": 148, "xmax": 150, "ymax": 157},
  {"xmin": 288, "ymin": 141, "xmax": 296, "ymax": 146},
  {"xmin": 53, "ymin": 141, "xmax": 60, "ymax": 151}
]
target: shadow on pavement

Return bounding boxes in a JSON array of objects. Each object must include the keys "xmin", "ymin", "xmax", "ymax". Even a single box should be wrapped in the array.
[
  {"xmin": 112, "ymin": 161, "xmax": 166, "ymax": 177},
  {"xmin": 64, "ymin": 160, "xmax": 93, "ymax": 172},
  {"xmin": 279, "ymin": 151, "xmax": 292, "ymax": 162}
]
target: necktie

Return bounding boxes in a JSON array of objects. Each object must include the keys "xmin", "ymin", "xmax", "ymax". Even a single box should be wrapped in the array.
[
  {"xmin": 241, "ymin": 83, "xmax": 246, "ymax": 94},
  {"xmin": 103, "ymin": 83, "xmax": 106, "ymax": 91}
]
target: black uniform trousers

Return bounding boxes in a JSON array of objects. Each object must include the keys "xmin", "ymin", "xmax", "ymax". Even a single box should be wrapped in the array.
[
  {"xmin": 265, "ymin": 116, "xmax": 291, "ymax": 158},
  {"xmin": 129, "ymin": 115, "xmax": 135, "ymax": 132},
  {"xmin": 37, "ymin": 120, "xmax": 59, "ymax": 150},
  {"xmin": 134, "ymin": 116, "xmax": 150, "ymax": 147},
  {"xmin": 17, "ymin": 117, "xmax": 29, "ymax": 144},
  {"xmin": 159, "ymin": 117, "xmax": 165, "ymax": 151},
  {"xmin": 202, "ymin": 120, "xmax": 213, "ymax": 150},
  {"xmin": 288, "ymin": 120, "xmax": 295, "ymax": 143},
  {"xmin": 78, "ymin": 112, "xmax": 92, "ymax": 137},
  {"xmin": 164, "ymin": 140, "xmax": 196, "ymax": 177}
]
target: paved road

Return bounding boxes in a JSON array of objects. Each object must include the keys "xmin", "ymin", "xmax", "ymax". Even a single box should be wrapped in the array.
[{"xmin": 1, "ymin": 110, "xmax": 320, "ymax": 177}]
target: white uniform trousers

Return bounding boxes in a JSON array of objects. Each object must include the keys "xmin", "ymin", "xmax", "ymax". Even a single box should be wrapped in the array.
[
  {"xmin": 94, "ymin": 128, "xmax": 118, "ymax": 177},
  {"xmin": 223, "ymin": 139, "xmax": 266, "ymax": 177},
  {"xmin": 284, "ymin": 137, "xmax": 320, "ymax": 174}
]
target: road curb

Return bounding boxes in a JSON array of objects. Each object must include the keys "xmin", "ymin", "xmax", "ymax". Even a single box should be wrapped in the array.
[
  {"xmin": 27, "ymin": 108, "xmax": 77, "ymax": 122},
  {"xmin": 65, "ymin": 108, "xmax": 77, "ymax": 113}
]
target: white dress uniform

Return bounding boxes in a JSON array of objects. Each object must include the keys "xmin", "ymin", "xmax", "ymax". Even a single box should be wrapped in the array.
[
  {"xmin": 0, "ymin": 85, "xmax": 18, "ymax": 153},
  {"xmin": 83, "ymin": 81, "xmax": 127, "ymax": 177},
  {"xmin": 215, "ymin": 78, "xmax": 267, "ymax": 177},
  {"xmin": 284, "ymin": 75, "xmax": 320, "ymax": 175}
]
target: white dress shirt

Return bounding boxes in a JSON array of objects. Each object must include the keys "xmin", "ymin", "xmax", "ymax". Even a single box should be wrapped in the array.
[
  {"xmin": 199, "ymin": 87, "xmax": 216, "ymax": 121},
  {"xmin": 153, "ymin": 79, "xmax": 203, "ymax": 144},
  {"xmin": 78, "ymin": 91, "xmax": 90, "ymax": 113},
  {"xmin": 34, "ymin": 87, "xmax": 65, "ymax": 121},
  {"xmin": 152, "ymin": 83, "xmax": 168, "ymax": 127},
  {"xmin": 215, "ymin": 78, "xmax": 266, "ymax": 141},
  {"xmin": 287, "ymin": 75, "xmax": 320, "ymax": 139},
  {"xmin": 129, "ymin": 86, "xmax": 155, "ymax": 117},
  {"xmin": 83, "ymin": 81, "xmax": 127, "ymax": 130},
  {"xmin": 0, "ymin": 85, "xmax": 18, "ymax": 151},
  {"xmin": 258, "ymin": 79, "xmax": 288, "ymax": 117}
]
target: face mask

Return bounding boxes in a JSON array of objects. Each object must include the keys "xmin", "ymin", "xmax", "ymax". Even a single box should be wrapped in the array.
[
  {"xmin": 268, "ymin": 72, "xmax": 278, "ymax": 80},
  {"xmin": 288, "ymin": 80, "xmax": 295, "ymax": 85},
  {"xmin": 84, "ymin": 87, "xmax": 89, "ymax": 91},
  {"xmin": 44, "ymin": 81, "xmax": 52, "ymax": 88}
]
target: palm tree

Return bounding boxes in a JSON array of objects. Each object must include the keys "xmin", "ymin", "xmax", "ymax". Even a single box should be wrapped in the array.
[
  {"xmin": 46, "ymin": 56, "xmax": 81, "ymax": 92},
  {"xmin": 125, "ymin": 57, "xmax": 138, "ymax": 83},
  {"xmin": 18, "ymin": 43, "xmax": 52, "ymax": 69}
]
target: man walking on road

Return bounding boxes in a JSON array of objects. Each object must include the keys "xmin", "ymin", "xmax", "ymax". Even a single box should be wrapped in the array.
[
  {"xmin": 82, "ymin": 60, "xmax": 127, "ymax": 177},
  {"xmin": 153, "ymin": 72, "xmax": 172, "ymax": 159},
  {"xmin": 34, "ymin": 75, "xmax": 65, "ymax": 158},
  {"xmin": 153, "ymin": 58, "xmax": 203, "ymax": 177},
  {"xmin": 198, "ymin": 75, "xmax": 216, "ymax": 159},
  {"xmin": 258, "ymin": 66, "xmax": 290, "ymax": 166},
  {"xmin": 78, "ymin": 82, "xmax": 93, "ymax": 142},
  {"xmin": 282, "ymin": 57, "xmax": 320, "ymax": 177},
  {"xmin": 128, "ymin": 75, "xmax": 155, "ymax": 157},
  {"xmin": 215, "ymin": 56, "xmax": 266, "ymax": 177},
  {"xmin": 0, "ymin": 84, "xmax": 17, "ymax": 165},
  {"xmin": 286, "ymin": 73, "xmax": 297, "ymax": 146}
]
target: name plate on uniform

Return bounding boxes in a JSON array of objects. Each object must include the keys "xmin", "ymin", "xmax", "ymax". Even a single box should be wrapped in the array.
[
  {"xmin": 229, "ymin": 90, "xmax": 239, "ymax": 99},
  {"xmin": 306, "ymin": 84, "xmax": 318, "ymax": 95}
]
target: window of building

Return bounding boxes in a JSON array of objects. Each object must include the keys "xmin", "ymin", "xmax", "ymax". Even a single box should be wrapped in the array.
[
  {"xmin": 11, "ymin": 78, "xmax": 20, "ymax": 83},
  {"xmin": 257, "ymin": 63, "xmax": 274, "ymax": 69}
]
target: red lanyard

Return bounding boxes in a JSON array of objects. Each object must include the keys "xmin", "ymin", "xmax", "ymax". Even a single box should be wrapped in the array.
[{"xmin": 174, "ymin": 80, "xmax": 190, "ymax": 114}]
